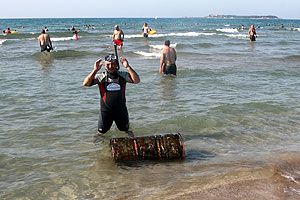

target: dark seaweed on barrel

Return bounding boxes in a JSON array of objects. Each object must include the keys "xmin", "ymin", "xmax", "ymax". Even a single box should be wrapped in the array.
[{"xmin": 110, "ymin": 133, "xmax": 185, "ymax": 161}]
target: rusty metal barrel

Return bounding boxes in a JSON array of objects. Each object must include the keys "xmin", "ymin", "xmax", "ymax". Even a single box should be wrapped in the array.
[{"xmin": 110, "ymin": 133, "xmax": 185, "ymax": 161}]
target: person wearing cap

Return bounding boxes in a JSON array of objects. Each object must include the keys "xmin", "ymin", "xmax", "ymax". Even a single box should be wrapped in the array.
[
  {"xmin": 38, "ymin": 29, "xmax": 53, "ymax": 52},
  {"xmin": 159, "ymin": 40, "xmax": 177, "ymax": 76},
  {"xmin": 112, "ymin": 25, "xmax": 124, "ymax": 49},
  {"xmin": 83, "ymin": 55, "xmax": 140, "ymax": 137}
]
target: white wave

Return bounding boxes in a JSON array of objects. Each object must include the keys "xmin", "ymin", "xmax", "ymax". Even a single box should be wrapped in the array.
[
  {"xmin": 225, "ymin": 34, "xmax": 248, "ymax": 38},
  {"xmin": 149, "ymin": 43, "xmax": 177, "ymax": 50},
  {"xmin": 126, "ymin": 32, "xmax": 216, "ymax": 38},
  {"xmin": 165, "ymin": 32, "xmax": 216, "ymax": 37},
  {"xmin": 125, "ymin": 34, "xmax": 144, "ymax": 39},
  {"xmin": 293, "ymin": 28, "xmax": 300, "ymax": 31},
  {"xmin": 216, "ymin": 28, "xmax": 239, "ymax": 33},
  {"xmin": 225, "ymin": 24, "xmax": 230, "ymax": 27},
  {"xmin": 135, "ymin": 51, "xmax": 161, "ymax": 58},
  {"xmin": 0, "ymin": 39, "xmax": 6, "ymax": 45},
  {"xmin": 51, "ymin": 37, "xmax": 75, "ymax": 41}
]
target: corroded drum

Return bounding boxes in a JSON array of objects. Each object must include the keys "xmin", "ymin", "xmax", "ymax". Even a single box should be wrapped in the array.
[{"xmin": 110, "ymin": 133, "xmax": 185, "ymax": 161}]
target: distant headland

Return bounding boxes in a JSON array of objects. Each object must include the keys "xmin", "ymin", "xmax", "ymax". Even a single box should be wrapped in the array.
[{"xmin": 205, "ymin": 14, "xmax": 279, "ymax": 19}]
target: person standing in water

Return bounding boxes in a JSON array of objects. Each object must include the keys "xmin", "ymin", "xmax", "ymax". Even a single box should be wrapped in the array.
[
  {"xmin": 83, "ymin": 55, "xmax": 140, "ymax": 137},
  {"xmin": 159, "ymin": 40, "xmax": 177, "ymax": 76},
  {"xmin": 248, "ymin": 25, "xmax": 257, "ymax": 42},
  {"xmin": 112, "ymin": 25, "xmax": 124, "ymax": 49},
  {"xmin": 38, "ymin": 29, "xmax": 53, "ymax": 52},
  {"xmin": 73, "ymin": 31, "xmax": 79, "ymax": 40},
  {"xmin": 142, "ymin": 23, "xmax": 151, "ymax": 38}
]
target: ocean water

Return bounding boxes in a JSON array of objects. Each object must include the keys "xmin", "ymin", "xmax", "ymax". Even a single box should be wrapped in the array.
[{"xmin": 1, "ymin": 18, "xmax": 300, "ymax": 199}]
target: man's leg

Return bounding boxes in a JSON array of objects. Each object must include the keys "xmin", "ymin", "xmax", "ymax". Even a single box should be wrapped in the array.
[{"xmin": 97, "ymin": 111, "xmax": 113, "ymax": 135}]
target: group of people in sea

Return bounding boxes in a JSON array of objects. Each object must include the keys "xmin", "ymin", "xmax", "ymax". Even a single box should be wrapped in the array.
[
  {"xmin": 33, "ymin": 20, "xmax": 297, "ymax": 140},
  {"xmin": 2, "ymin": 27, "xmax": 20, "ymax": 34}
]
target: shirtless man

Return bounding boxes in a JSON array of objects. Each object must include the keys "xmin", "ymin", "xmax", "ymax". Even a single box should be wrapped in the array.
[
  {"xmin": 159, "ymin": 40, "xmax": 177, "ymax": 76},
  {"xmin": 38, "ymin": 29, "xmax": 53, "ymax": 52},
  {"xmin": 248, "ymin": 25, "xmax": 257, "ymax": 42},
  {"xmin": 112, "ymin": 25, "xmax": 124, "ymax": 49}
]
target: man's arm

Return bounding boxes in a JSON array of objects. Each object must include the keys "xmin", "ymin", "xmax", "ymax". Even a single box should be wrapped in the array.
[
  {"xmin": 121, "ymin": 30, "xmax": 124, "ymax": 41},
  {"xmin": 173, "ymin": 48, "xmax": 177, "ymax": 61},
  {"xmin": 38, "ymin": 36, "xmax": 42, "ymax": 47},
  {"xmin": 120, "ymin": 57, "xmax": 140, "ymax": 84},
  {"xmin": 112, "ymin": 32, "xmax": 115, "ymax": 42},
  {"xmin": 159, "ymin": 50, "xmax": 165, "ymax": 73},
  {"xmin": 49, "ymin": 38, "xmax": 53, "ymax": 49},
  {"xmin": 83, "ymin": 58, "xmax": 103, "ymax": 86}
]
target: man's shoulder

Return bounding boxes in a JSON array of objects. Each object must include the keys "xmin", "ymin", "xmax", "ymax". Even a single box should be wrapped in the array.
[
  {"xmin": 117, "ymin": 71, "xmax": 131, "ymax": 82},
  {"xmin": 95, "ymin": 71, "xmax": 107, "ymax": 81},
  {"xmin": 117, "ymin": 71, "xmax": 129, "ymax": 76}
]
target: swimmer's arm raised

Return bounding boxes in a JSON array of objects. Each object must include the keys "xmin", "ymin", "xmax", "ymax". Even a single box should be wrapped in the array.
[
  {"xmin": 120, "ymin": 57, "xmax": 140, "ymax": 84},
  {"xmin": 83, "ymin": 58, "xmax": 103, "ymax": 86}
]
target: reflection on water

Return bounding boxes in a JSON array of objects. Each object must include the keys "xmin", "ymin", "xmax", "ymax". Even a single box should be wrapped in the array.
[
  {"xmin": 37, "ymin": 52, "xmax": 54, "ymax": 68},
  {"xmin": 159, "ymin": 75, "xmax": 177, "ymax": 101}
]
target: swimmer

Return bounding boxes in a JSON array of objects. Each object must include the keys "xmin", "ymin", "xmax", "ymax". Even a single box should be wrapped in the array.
[
  {"xmin": 38, "ymin": 29, "xmax": 53, "ymax": 52},
  {"xmin": 73, "ymin": 31, "xmax": 79, "ymax": 40},
  {"xmin": 112, "ymin": 25, "xmax": 124, "ymax": 49},
  {"xmin": 142, "ymin": 23, "xmax": 151, "ymax": 38},
  {"xmin": 248, "ymin": 25, "xmax": 257, "ymax": 42},
  {"xmin": 159, "ymin": 40, "xmax": 177, "ymax": 76},
  {"xmin": 4, "ymin": 27, "xmax": 11, "ymax": 34}
]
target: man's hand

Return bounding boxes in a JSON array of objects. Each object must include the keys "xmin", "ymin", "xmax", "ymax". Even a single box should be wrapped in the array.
[
  {"xmin": 120, "ymin": 57, "xmax": 129, "ymax": 69},
  {"xmin": 94, "ymin": 58, "xmax": 103, "ymax": 71}
]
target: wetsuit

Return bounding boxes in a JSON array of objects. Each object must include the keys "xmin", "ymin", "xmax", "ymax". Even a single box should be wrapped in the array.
[
  {"xmin": 92, "ymin": 71, "xmax": 133, "ymax": 133},
  {"xmin": 162, "ymin": 63, "xmax": 177, "ymax": 75}
]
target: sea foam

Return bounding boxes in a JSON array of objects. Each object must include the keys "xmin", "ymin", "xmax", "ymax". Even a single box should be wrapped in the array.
[
  {"xmin": 126, "ymin": 32, "xmax": 216, "ymax": 39},
  {"xmin": 216, "ymin": 28, "xmax": 239, "ymax": 33},
  {"xmin": 225, "ymin": 34, "xmax": 248, "ymax": 38},
  {"xmin": 134, "ymin": 51, "xmax": 161, "ymax": 58},
  {"xmin": 149, "ymin": 43, "xmax": 177, "ymax": 50},
  {"xmin": 0, "ymin": 39, "xmax": 6, "ymax": 45},
  {"xmin": 51, "ymin": 37, "xmax": 76, "ymax": 42}
]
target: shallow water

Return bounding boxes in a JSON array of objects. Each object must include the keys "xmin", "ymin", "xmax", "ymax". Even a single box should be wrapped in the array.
[{"xmin": 1, "ymin": 18, "xmax": 300, "ymax": 199}]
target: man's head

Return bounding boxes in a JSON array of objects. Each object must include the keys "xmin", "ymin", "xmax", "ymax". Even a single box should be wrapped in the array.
[
  {"xmin": 104, "ymin": 54, "xmax": 119, "ymax": 73},
  {"xmin": 164, "ymin": 40, "xmax": 170, "ymax": 46},
  {"xmin": 114, "ymin": 25, "xmax": 119, "ymax": 30},
  {"xmin": 41, "ymin": 29, "xmax": 45, "ymax": 34}
]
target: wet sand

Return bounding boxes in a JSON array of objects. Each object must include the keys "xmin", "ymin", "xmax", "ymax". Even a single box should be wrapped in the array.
[{"xmin": 171, "ymin": 154, "xmax": 300, "ymax": 200}]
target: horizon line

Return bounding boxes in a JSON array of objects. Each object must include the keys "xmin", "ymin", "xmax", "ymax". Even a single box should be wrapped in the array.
[{"xmin": 0, "ymin": 16, "xmax": 299, "ymax": 20}]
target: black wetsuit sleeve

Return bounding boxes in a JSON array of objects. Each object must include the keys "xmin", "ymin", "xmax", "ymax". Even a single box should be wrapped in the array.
[{"xmin": 91, "ymin": 78, "xmax": 99, "ymax": 85}]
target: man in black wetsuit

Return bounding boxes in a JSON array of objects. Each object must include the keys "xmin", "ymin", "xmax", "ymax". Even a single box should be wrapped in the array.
[{"xmin": 83, "ymin": 55, "xmax": 140, "ymax": 137}]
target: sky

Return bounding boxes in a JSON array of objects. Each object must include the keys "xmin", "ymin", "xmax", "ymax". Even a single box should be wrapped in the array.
[{"xmin": 1, "ymin": 0, "xmax": 300, "ymax": 19}]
